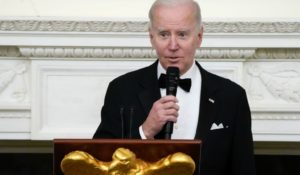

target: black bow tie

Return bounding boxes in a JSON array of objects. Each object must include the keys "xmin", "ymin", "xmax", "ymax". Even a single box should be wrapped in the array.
[{"xmin": 158, "ymin": 73, "xmax": 192, "ymax": 92}]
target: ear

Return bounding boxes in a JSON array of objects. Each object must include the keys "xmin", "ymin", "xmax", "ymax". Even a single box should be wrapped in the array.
[
  {"xmin": 197, "ymin": 25, "xmax": 204, "ymax": 47},
  {"xmin": 148, "ymin": 28, "xmax": 155, "ymax": 46}
]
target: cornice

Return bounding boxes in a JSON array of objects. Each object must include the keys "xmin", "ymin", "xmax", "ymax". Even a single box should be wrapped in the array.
[
  {"xmin": 205, "ymin": 21, "xmax": 300, "ymax": 33},
  {"xmin": 254, "ymin": 48, "xmax": 300, "ymax": 59},
  {"xmin": 1, "ymin": 46, "xmax": 300, "ymax": 59},
  {"xmin": 252, "ymin": 113, "xmax": 300, "ymax": 120},
  {"xmin": 0, "ymin": 20, "xmax": 300, "ymax": 33},
  {"xmin": 0, "ymin": 47, "xmax": 21, "ymax": 57},
  {"xmin": 19, "ymin": 47, "xmax": 255, "ymax": 59},
  {"xmin": 0, "ymin": 111, "xmax": 30, "ymax": 119}
]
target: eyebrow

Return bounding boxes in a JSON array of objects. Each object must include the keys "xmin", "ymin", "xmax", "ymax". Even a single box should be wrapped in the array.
[{"xmin": 156, "ymin": 27, "xmax": 192, "ymax": 33}]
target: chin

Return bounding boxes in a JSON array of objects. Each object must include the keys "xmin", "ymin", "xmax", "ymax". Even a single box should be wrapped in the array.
[
  {"xmin": 167, "ymin": 63, "xmax": 177, "ymax": 67},
  {"xmin": 161, "ymin": 61, "xmax": 181, "ymax": 70}
]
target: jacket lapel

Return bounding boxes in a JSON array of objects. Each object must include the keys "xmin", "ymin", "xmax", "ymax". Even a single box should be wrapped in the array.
[
  {"xmin": 195, "ymin": 62, "xmax": 219, "ymax": 140},
  {"xmin": 138, "ymin": 61, "xmax": 161, "ymax": 117}
]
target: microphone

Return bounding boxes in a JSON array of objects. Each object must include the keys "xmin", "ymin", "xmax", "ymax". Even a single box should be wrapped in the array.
[
  {"xmin": 119, "ymin": 107, "xmax": 125, "ymax": 139},
  {"xmin": 120, "ymin": 106, "xmax": 134, "ymax": 139},
  {"xmin": 164, "ymin": 66, "xmax": 179, "ymax": 139}
]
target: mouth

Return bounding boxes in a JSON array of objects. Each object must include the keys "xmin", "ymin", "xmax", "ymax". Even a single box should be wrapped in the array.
[
  {"xmin": 166, "ymin": 56, "xmax": 181, "ymax": 63},
  {"xmin": 167, "ymin": 56, "xmax": 181, "ymax": 59}
]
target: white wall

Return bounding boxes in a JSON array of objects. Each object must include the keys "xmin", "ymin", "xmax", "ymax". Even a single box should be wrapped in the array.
[{"xmin": 0, "ymin": 0, "xmax": 299, "ymax": 20}]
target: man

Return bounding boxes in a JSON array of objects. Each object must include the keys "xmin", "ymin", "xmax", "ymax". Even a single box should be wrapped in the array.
[{"xmin": 93, "ymin": 0, "xmax": 256, "ymax": 175}]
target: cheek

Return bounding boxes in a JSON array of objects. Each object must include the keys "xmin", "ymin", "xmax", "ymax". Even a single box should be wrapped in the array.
[
  {"xmin": 185, "ymin": 41, "xmax": 199, "ymax": 54},
  {"xmin": 153, "ymin": 43, "xmax": 167, "ymax": 55},
  {"xmin": 182, "ymin": 44, "xmax": 195, "ymax": 56}
]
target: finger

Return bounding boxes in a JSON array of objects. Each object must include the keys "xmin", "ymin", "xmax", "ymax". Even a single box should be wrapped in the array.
[
  {"xmin": 162, "ymin": 101, "xmax": 179, "ymax": 110},
  {"xmin": 159, "ymin": 95, "xmax": 178, "ymax": 103},
  {"xmin": 164, "ymin": 114, "xmax": 178, "ymax": 123},
  {"xmin": 163, "ymin": 108, "xmax": 179, "ymax": 117}
]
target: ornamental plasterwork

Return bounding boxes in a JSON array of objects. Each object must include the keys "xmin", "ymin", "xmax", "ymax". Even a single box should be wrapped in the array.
[
  {"xmin": 19, "ymin": 47, "xmax": 157, "ymax": 59},
  {"xmin": 254, "ymin": 49, "xmax": 300, "ymax": 59},
  {"xmin": 19, "ymin": 47, "xmax": 255, "ymax": 59},
  {"xmin": 0, "ymin": 20, "xmax": 300, "ymax": 33},
  {"xmin": 204, "ymin": 22, "xmax": 300, "ymax": 33},
  {"xmin": 246, "ymin": 63, "xmax": 300, "ymax": 103},
  {"xmin": 0, "ymin": 20, "xmax": 150, "ymax": 32},
  {"xmin": 0, "ymin": 47, "xmax": 21, "ymax": 57},
  {"xmin": 252, "ymin": 113, "xmax": 300, "ymax": 120},
  {"xmin": 0, "ymin": 62, "xmax": 29, "ymax": 103},
  {"xmin": 0, "ymin": 111, "xmax": 30, "ymax": 119},
  {"xmin": 1, "ymin": 46, "xmax": 300, "ymax": 60}
]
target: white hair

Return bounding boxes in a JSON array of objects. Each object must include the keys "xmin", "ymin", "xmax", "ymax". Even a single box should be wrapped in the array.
[{"xmin": 148, "ymin": 0, "xmax": 202, "ymax": 30}]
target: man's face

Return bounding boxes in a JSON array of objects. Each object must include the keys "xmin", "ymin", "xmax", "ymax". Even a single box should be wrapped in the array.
[{"xmin": 149, "ymin": 3, "xmax": 203, "ymax": 75}]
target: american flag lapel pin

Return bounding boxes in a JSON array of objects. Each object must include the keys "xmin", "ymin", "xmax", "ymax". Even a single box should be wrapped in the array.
[{"xmin": 208, "ymin": 98, "xmax": 215, "ymax": 103}]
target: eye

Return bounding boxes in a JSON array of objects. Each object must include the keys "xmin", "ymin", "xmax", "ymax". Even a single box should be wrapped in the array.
[
  {"xmin": 178, "ymin": 32, "xmax": 187, "ymax": 38},
  {"xmin": 159, "ymin": 31, "xmax": 169, "ymax": 39}
]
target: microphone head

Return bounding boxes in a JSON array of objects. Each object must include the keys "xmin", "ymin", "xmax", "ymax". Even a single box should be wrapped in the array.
[
  {"xmin": 166, "ymin": 67, "xmax": 179, "ymax": 96},
  {"xmin": 167, "ymin": 66, "xmax": 179, "ymax": 74},
  {"xmin": 166, "ymin": 66, "xmax": 179, "ymax": 75}
]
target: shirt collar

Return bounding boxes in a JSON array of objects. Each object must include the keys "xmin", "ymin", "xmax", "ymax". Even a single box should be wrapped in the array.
[{"xmin": 157, "ymin": 61, "xmax": 197, "ymax": 79}]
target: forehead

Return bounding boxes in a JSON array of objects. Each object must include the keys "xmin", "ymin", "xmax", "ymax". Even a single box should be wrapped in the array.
[{"xmin": 151, "ymin": 3, "xmax": 197, "ymax": 30}]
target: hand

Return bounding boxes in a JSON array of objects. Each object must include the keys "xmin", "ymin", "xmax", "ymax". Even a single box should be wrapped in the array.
[{"xmin": 142, "ymin": 95, "xmax": 179, "ymax": 139}]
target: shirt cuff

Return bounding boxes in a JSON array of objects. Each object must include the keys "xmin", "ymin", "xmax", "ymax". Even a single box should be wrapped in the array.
[{"xmin": 139, "ymin": 125, "xmax": 147, "ymax": 139}]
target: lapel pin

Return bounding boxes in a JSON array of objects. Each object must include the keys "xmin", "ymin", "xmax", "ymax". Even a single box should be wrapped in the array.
[{"xmin": 208, "ymin": 98, "xmax": 215, "ymax": 103}]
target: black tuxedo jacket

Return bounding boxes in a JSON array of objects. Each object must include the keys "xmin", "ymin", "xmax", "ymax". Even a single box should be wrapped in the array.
[{"xmin": 93, "ymin": 60, "xmax": 256, "ymax": 175}]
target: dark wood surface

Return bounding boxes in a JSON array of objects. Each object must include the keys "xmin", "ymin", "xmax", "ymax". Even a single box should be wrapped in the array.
[{"xmin": 53, "ymin": 139, "xmax": 201, "ymax": 175}]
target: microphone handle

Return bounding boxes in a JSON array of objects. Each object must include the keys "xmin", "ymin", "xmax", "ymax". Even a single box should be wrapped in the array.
[
  {"xmin": 164, "ymin": 67, "xmax": 179, "ymax": 139},
  {"xmin": 120, "ymin": 107, "xmax": 125, "ymax": 139},
  {"xmin": 164, "ymin": 121, "xmax": 173, "ymax": 139}
]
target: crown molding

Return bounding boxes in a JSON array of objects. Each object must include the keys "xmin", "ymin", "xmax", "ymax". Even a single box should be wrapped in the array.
[
  {"xmin": 0, "ymin": 111, "xmax": 30, "ymax": 119},
  {"xmin": 253, "ymin": 113, "xmax": 300, "ymax": 120},
  {"xmin": 255, "ymin": 48, "xmax": 300, "ymax": 59},
  {"xmin": 205, "ymin": 21, "xmax": 300, "ymax": 33},
  {"xmin": 0, "ymin": 46, "xmax": 21, "ymax": 57},
  {"xmin": 18, "ymin": 47, "xmax": 255, "ymax": 59},
  {"xmin": 0, "ymin": 20, "xmax": 300, "ymax": 33},
  {"xmin": 0, "ymin": 20, "xmax": 300, "ymax": 48},
  {"xmin": 1, "ymin": 46, "xmax": 300, "ymax": 60}
]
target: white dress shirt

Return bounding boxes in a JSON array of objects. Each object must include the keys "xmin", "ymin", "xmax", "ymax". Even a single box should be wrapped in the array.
[{"xmin": 139, "ymin": 61, "xmax": 201, "ymax": 139}]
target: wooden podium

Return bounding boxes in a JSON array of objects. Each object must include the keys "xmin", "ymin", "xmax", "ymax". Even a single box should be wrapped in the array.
[{"xmin": 54, "ymin": 139, "xmax": 201, "ymax": 175}]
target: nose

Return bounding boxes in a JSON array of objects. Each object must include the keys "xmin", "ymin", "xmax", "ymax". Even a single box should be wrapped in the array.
[{"xmin": 168, "ymin": 35, "xmax": 179, "ymax": 51}]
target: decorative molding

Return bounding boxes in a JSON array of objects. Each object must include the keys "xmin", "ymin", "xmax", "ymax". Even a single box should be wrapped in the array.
[
  {"xmin": 0, "ymin": 47, "xmax": 21, "ymax": 57},
  {"xmin": 1, "ymin": 20, "xmax": 300, "ymax": 33},
  {"xmin": 252, "ymin": 113, "xmax": 300, "ymax": 120},
  {"xmin": 197, "ymin": 49, "xmax": 255, "ymax": 59},
  {"xmin": 0, "ymin": 63, "xmax": 29, "ymax": 103},
  {"xmin": 247, "ymin": 63, "xmax": 300, "ymax": 103},
  {"xmin": 0, "ymin": 20, "xmax": 149, "ymax": 32},
  {"xmin": 205, "ymin": 22, "xmax": 300, "ymax": 33},
  {"xmin": 20, "ymin": 47, "xmax": 156, "ymax": 59},
  {"xmin": 0, "ymin": 64, "xmax": 26, "ymax": 91},
  {"xmin": 2, "ymin": 46, "xmax": 300, "ymax": 60},
  {"xmin": 254, "ymin": 49, "xmax": 300, "ymax": 59},
  {"xmin": 0, "ymin": 111, "xmax": 30, "ymax": 119},
  {"xmin": 19, "ymin": 47, "xmax": 255, "ymax": 59}
]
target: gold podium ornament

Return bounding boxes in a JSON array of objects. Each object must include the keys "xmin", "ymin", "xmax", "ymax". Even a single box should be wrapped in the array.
[{"xmin": 61, "ymin": 147, "xmax": 195, "ymax": 175}]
